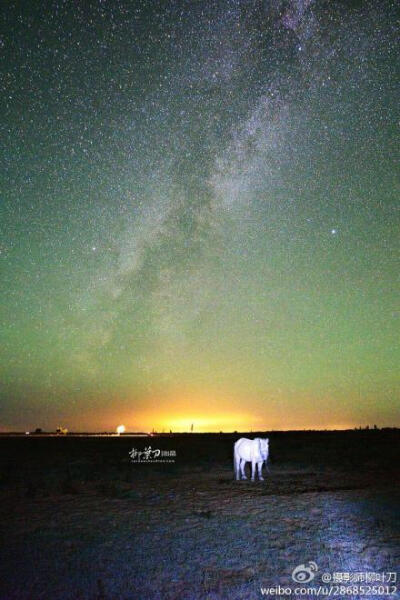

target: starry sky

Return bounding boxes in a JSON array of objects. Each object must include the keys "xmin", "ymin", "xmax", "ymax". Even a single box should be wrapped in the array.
[{"xmin": 1, "ymin": 0, "xmax": 398, "ymax": 432}]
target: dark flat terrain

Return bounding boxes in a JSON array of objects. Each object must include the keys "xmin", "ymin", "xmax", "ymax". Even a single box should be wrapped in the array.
[{"xmin": 0, "ymin": 431, "xmax": 399, "ymax": 600}]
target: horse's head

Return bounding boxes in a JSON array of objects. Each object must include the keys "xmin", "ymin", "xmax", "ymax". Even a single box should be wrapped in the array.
[{"xmin": 258, "ymin": 438, "xmax": 269, "ymax": 460}]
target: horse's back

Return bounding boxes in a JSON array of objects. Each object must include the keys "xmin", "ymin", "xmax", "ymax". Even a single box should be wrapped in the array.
[
  {"xmin": 234, "ymin": 437, "xmax": 250, "ymax": 451},
  {"xmin": 235, "ymin": 437, "xmax": 249, "ymax": 445}
]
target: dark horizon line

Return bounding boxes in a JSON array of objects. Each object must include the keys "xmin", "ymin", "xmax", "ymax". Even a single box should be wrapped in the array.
[{"xmin": 1, "ymin": 426, "xmax": 399, "ymax": 436}]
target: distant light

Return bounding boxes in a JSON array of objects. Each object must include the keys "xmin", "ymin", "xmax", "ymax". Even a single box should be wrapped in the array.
[
  {"xmin": 116, "ymin": 424, "xmax": 125, "ymax": 435},
  {"xmin": 331, "ymin": 229, "xmax": 337, "ymax": 234},
  {"xmin": 25, "ymin": 431, "xmax": 30, "ymax": 435}
]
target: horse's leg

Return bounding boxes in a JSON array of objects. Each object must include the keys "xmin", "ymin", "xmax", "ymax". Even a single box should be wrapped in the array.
[
  {"xmin": 235, "ymin": 452, "xmax": 240, "ymax": 480},
  {"xmin": 240, "ymin": 459, "xmax": 247, "ymax": 480},
  {"xmin": 258, "ymin": 461, "xmax": 264, "ymax": 481},
  {"xmin": 251, "ymin": 460, "xmax": 256, "ymax": 481}
]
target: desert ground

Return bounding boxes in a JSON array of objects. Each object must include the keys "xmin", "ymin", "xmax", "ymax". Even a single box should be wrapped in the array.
[{"xmin": 0, "ymin": 431, "xmax": 399, "ymax": 600}]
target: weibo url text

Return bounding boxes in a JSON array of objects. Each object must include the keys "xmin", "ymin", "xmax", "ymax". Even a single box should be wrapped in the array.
[{"xmin": 260, "ymin": 585, "xmax": 398, "ymax": 597}]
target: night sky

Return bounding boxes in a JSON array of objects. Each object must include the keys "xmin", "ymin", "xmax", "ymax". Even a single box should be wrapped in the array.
[{"xmin": 1, "ymin": 0, "xmax": 398, "ymax": 432}]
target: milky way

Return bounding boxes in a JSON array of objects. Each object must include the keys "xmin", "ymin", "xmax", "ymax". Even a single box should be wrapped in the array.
[{"xmin": 1, "ymin": 0, "xmax": 398, "ymax": 431}]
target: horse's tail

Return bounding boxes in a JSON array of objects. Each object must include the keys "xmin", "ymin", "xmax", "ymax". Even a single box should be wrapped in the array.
[
  {"xmin": 233, "ymin": 442, "xmax": 240, "ymax": 479},
  {"xmin": 233, "ymin": 442, "xmax": 238, "ymax": 479}
]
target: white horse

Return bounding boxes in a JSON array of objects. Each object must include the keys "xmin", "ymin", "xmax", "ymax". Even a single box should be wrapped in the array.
[{"xmin": 234, "ymin": 438, "xmax": 269, "ymax": 481}]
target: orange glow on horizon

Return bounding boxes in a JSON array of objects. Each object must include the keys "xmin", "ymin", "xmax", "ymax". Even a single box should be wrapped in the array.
[
  {"xmin": 18, "ymin": 386, "xmax": 391, "ymax": 433},
  {"xmin": 159, "ymin": 413, "xmax": 257, "ymax": 433},
  {"xmin": 118, "ymin": 388, "xmax": 264, "ymax": 432}
]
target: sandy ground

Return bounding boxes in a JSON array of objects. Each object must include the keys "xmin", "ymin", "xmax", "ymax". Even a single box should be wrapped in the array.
[{"xmin": 0, "ymin": 466, "xmax": 399, "ymax": 600}]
